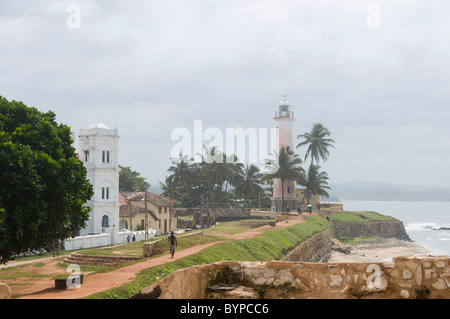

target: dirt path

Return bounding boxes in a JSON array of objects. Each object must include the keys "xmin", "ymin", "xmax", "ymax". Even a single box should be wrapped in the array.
[
  {"xmin": 12, "ymin": 216, "xmax": 307, "ymax": 299},
  {"xmin": 19, "ymin": 241, "xmax": 223, "ymax": 299}
]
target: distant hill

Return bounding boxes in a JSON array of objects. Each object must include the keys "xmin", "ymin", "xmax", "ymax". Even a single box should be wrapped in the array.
[{"xmin": 327, "ymin": 181, "xmax": 450, "ymax": 202}]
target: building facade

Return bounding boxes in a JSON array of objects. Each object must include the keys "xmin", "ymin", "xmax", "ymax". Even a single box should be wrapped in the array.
[
  {"xmin": 271, "ymin": 96, "xmax": 297, "ymax": 212},
  {"xmin": 78, "ymin": 123, "xmax": 120, "ymax": 244},
  {"xmin": 119, "ymin": 192, "xmax": 177, "ymax": 236}
]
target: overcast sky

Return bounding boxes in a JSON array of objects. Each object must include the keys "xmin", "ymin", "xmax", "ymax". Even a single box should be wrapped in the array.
[{"xmin": 1, "ymin": 0, "xmax": 449, "ymax": 189}]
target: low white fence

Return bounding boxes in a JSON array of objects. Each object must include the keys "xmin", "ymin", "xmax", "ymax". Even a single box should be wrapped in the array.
[
  {"xmin": 64, "ymin": 229, "xmax": 156, "ymax": 251},
  {"xmin": 117, "ymin": 229, "xmax": 156, "ymax": 244}
]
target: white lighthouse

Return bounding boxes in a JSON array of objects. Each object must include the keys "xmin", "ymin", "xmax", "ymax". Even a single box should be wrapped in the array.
[
  {"xmin": 78, "ymin": 123, "xmax": 120, "ymax": 244},
  {"xmin": 271, "ymin": 96, "xmax": 297, "ymax": 212}
]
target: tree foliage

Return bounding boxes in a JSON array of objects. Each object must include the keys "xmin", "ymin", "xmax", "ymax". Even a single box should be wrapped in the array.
[
  {"xmin": 161, "ymin": 122, "xmax": 336, "ymax": 210},
  {"xmin": 0, "ymin": 97, "xmax": 93, "ymax": 264},
  {"xmin": 119, "ymin": 165, "xmax": 150, "ymax": 192},
  {"xmin": 163, "ymin": 147, "xmax": 270, "ymax": 209},
  {"xmin": 262, "ymin": 147, "xmax": 305, "ymax": 211},
  {"xmin": 297, "ymin": 123, "xmax": 335, "ymax": 165},
  {"xmin": 297, "ymin": 164, "xmax": 331, "ymax": 204}
]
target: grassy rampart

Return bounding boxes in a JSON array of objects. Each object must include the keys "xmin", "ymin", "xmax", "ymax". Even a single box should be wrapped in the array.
[
  {"xmin": 330, "ymin": 210, "xmax": 398, "ymax": 222},
  {"xmin": 88, "ymin": 216, "xmax": 328, "ymax": 299}
]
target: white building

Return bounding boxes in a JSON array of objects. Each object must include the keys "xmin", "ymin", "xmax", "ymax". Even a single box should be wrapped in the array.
[
  {"xmin": 64, "ymin": 123, "xmax": 156, "ymax": 250},
  {"xmin": 77, "ymin": 123, "xmax": 120, "ymax": 244}
]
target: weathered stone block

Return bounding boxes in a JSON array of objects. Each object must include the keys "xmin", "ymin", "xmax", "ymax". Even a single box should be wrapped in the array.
[{"xmin": 0, "ymin": 283, "xmax": 11, "ymax": 299}]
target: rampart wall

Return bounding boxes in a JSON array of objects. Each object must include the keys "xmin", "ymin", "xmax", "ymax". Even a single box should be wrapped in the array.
[
  {"xmin": 132, "ymin": 257, "xmax": 450, "ymax": 299},
  {"xmin": 330, "ymin": 220, "xmax": 411, "ymax": 241},
  {"xmin": 133, "ymin": 219, "xmax": 449, "ymax": 299}
]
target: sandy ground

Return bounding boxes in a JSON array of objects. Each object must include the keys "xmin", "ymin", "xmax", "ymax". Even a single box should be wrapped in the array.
[{"xmin": 328, "ymin": 238, "xmax": 431, "ymax": 263}]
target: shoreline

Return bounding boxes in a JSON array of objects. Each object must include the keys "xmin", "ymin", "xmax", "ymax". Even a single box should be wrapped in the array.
[{"xmin": 328, "ymin": 238, "xmax": 433, "ymax": 263}]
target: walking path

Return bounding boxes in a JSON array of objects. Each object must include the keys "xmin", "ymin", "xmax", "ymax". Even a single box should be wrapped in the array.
[
  {"xmin": 19, "ymin": 241, "xmax": 223, "ymax": 299},
  {"xmin": 12, "ymin": 215, "xmax": 308, "ymax": 299}
]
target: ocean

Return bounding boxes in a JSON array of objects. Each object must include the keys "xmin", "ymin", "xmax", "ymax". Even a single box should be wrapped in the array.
[{"xmin": 342, "ymin": 201, "xmax": 450, "ymax": 256}]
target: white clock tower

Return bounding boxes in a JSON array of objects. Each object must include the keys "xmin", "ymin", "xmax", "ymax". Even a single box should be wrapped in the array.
[{"xmin": 78, "ymin": 123, "xmax": 120, "ymax": 243}]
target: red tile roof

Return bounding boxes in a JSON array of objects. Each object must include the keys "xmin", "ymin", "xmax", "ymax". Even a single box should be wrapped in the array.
[
  {"xmin": 124, "ymin": 191, "xmax": 174, "ymax": 207},
  {"xmin": 119, "ymin": 202, "xmax": 159, "ymax": 220}
]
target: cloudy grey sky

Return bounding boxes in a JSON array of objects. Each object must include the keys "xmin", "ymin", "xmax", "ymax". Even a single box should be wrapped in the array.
[{"xmin": 1, "ymin": 0, "xmax": 449, "ymax": 189}]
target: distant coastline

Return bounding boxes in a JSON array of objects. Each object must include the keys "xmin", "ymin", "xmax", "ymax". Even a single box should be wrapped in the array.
[
  {"xmin": 341, "ymin": 201, "xmax": 450, "ymax": 256},
  {"xmin": 327, "ymin": 181, "xmax": 450, "ymax": 202}
]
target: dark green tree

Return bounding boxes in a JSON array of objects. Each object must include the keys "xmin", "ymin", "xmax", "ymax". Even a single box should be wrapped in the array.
[
  {"xmin": 119, "ymin": 165, "xmax": 150, "ymax": 192},
  {"xmin": 167, "ymin": 155, "xmax": 196, "ymax": 207},
  {"xmin": 234, "ymin": 164, "xmax": 264, "ymax": 206},
  {"xmin": 297, "ymin": 164, "xmax": 331, "ymax": 205},
  {"xmin": 0, "ymin": 97, "xmax": 93, "ymax": 264},
  {"xmin": 159, "ymin": 175, "xmax": 181, "ymax": 202},
  {"xmin": 199, "ymin": 147, "xmax": 238, "ymax": 208},
  {"xmin": 296, "ymin": 123, "xmax": 335, "ymax": 165}
]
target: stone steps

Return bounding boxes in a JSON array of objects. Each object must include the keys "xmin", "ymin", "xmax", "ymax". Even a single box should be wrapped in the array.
[{"xmin": 64, "ymin": 253, "xmax": 141, "ymax": 267}]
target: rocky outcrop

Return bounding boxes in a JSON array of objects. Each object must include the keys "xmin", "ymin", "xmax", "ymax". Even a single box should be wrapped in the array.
[
  {"xmin": 330, "ymin": 220, "xmax": 411, "ymax": 241},
  {"xmin": 132, "ymin": 257, "xmax": 450, "ymax": 299}
]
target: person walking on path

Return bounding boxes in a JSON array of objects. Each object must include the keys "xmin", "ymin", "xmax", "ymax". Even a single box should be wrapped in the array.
[
  {"xmin": 308, "ymin": 205, "xmax": 312, "ymax": 214},
  {"xmin": 168, "ymin": 231, "xmax": 178, "ymax": 258}
]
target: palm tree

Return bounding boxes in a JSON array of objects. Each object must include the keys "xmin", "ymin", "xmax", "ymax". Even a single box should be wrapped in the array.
[
  {"xmin": 262, "ymin": 147, "xmax": 304, "ymax": 212},
  {"xmin": 159, "ymin": 175, "xmax": 181, "ymax": 202},
  {"xmin": 167, "ymin": 154, "xmax": 195, "ymax": 207},
  {"xmin": 297, "ymin": 164, "xmax": 331, "ymax": 205},
  {"xmin": 199, "ymin": 146, "xmax": 237, "ymax": 208},
  {"xmin": 297, "ymin": 123, "xmax": 335, "ymax": 165},
  {"xmin": 234, "ymin": 164, "xmax": 264, "ymax": 206}
]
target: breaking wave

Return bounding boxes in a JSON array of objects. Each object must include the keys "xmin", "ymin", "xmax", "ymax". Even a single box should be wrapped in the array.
[{"xmin": 406, "ymin": 222, "xmax": 450, "ymax": 231}]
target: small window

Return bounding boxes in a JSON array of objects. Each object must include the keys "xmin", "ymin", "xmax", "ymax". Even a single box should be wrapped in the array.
[
  {"xmin": 102, "ymin": 151, "xmax": 110, "ymax": 163},
  {"xmin": 102, "ymin": 187, "xmax": 110, "ymax": 200},
  {"xmin": 84, "ymin": 151, "xmax": 89, "ymax": 162},
  {"xmin": 102, "ymin": 215, "xmax": 109, "ymax": 228},
  {"xmin": 287, "ymin": 187, "xmax": 291, "ymax": 194},
  {"xmin": 158, "ymin": 207, "xmax": 162, "ymax": 214}
]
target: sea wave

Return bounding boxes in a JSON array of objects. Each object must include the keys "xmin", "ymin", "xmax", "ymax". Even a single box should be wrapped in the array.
[{"xmin": 406, "ymin": 222, "xmax": 450, "ymax": 231}]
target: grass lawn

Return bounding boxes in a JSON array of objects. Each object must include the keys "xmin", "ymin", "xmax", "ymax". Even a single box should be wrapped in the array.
[{"xmin": 330, "ymin": 211, "xmax": 398, "ymax": 222}]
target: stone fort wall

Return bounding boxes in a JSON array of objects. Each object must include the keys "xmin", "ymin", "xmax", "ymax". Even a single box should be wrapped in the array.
[{"xmin": 132, "ymin": 256, "xmax": 450, "ymax": 299}]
